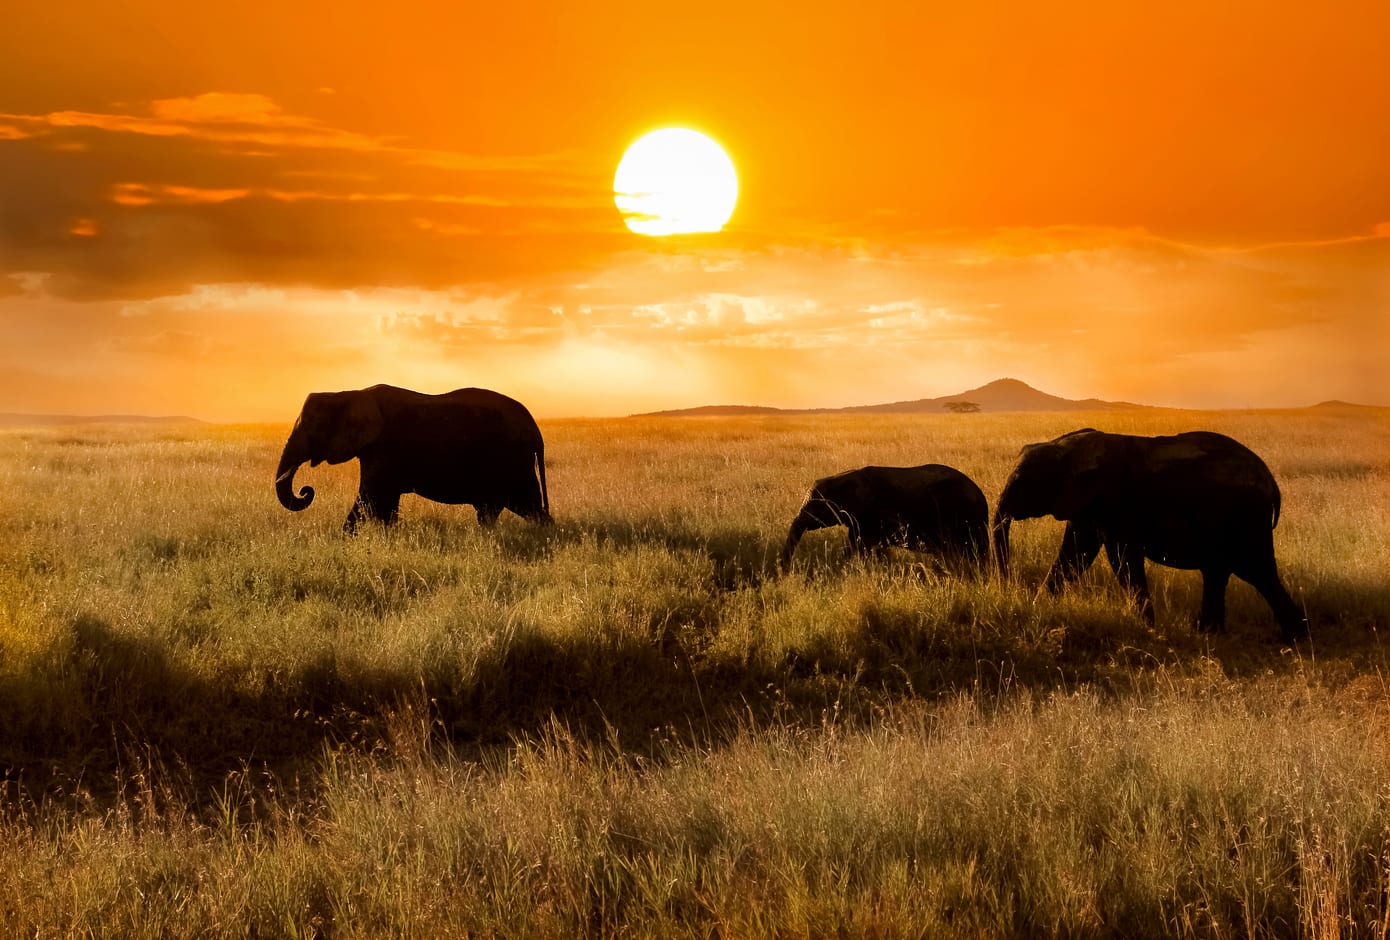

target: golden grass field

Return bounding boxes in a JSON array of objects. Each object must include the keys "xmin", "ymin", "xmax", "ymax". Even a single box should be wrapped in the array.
[{"xmin": 0, "ymin": 408, "xmax": 1387, "ymax": 937}]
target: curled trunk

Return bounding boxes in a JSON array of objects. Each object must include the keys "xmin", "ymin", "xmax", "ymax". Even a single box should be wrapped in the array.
[{"xmin": 275, "ymin": 428, "xmax": 315, "ymax": 511}]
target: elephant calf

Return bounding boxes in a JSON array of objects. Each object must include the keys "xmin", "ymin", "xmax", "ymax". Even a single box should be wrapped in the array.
[{"xmin": 780, "ymin": 464, "xmax": 989, "ymax": 573}]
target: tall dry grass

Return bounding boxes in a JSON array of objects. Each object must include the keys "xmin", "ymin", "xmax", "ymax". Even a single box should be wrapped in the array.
[{"xmin": 0, "ymin": 409, "xmax": 1387, "ymax": 936}]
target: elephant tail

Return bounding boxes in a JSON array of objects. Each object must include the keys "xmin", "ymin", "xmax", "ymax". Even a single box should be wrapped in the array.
[
  {"xmin": 537, "ymin": 443, "xmax": 550, "ymax": 516},
  {"xmin": 1271, "ymin": 487, "xmax": 1281, "ymax": 529}
]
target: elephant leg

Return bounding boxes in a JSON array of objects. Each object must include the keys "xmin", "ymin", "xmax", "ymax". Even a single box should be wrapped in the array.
[
  {"xmin": 868, "ymin": 523, "xmax": 898, "ymax": 559},
  {"xmin": 507, "ymin": 479, "xmax": 553, "ymax": 526},
  {"xmin": 1196, "ymin": 569, "xmax": 1231, "ymax": 633},
  {"xmin": 508, "ymin": 492, "xmax": 553, "ymax": 526},
  {"xmin": 345, "ymin": 489, "xmax": 400, "ymax": 532},
  {"xmin": 958, "ymin": 522, "xmax": 988, "ymax": 576},
  {"xmin": 1234, "ymin": 550, "xmax": 1308, "ymax": 642},
  {"xmin": 343, "ymin": 499, "xmax": 367, "ymax": 534},
  {"xmin": 1104, "ymin": 541, "xmax": 1154, "ymax": 623},
  {"xmin": 373, "ymin": 491, "xmax": 401, "ymax": 526},
  {"xmin": 841, "ymin": 517, "xmax": 868, "ymax": 559},
  {"xmin": 1044, "ymin": 522, "xmax": 1101, "ymax": 594},
  {"xmin": 516, "ymin": 505, "xmax": 553, "ymax": 525}
]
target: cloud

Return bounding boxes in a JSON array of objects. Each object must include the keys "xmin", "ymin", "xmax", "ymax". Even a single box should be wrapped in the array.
[
  {"xmin": 0, "ymin": 92, "xmax": 614, "ymax": 299},
  {"xmin": 2, "ymin": 92, "xmax": 386, "ymax": 152},
  {"xmin": 106, "ymin": 181, "xmax": 523, "ymax": 209},
  {"xmin": 147, "ymin": 92, "xmax": 315, "ymax": 126},
  {"xmin": 0, "ymin": 92, "xmax": 592, "ymax": 174},
  {"xmin": 2, "ymin": 221, "xmax": 1384, "ymax": 419},
  {"xmin": 0, "ymin": 89, "xmax": 1385, "ymax": 415},
  {"xmin": 111, "ymin": 183, "xmax": 253, "ymax": 206},
  {"xmin": 293, "ymin": 227, "xmax": 1388, "ymax": 376}
]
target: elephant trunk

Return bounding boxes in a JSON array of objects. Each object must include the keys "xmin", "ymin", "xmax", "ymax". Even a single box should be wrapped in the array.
[
  {"xmin": 779, "ymin": 518, "xmax": 808, "ymax": 573},
  {"xmin": 780, "ymin": 503, "xmax": 831, "ymax": 573},
  {"xmin": 991, "ymin": 511, "xmax": 1013, "ymax": 579},
  {"xmin": 275, "ymin": 425, "xmax": 315, "ymax": 511}
]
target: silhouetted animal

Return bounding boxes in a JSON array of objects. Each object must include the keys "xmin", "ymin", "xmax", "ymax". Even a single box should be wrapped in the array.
[
  {"xmin": 275, "ymin": 384, "xmax": 550, "ymax": 531},
  {"xmin": 993, "ymin": 428, "xmax": 1307, "ymax": 641},
  {"xmin": 780, "ymin": 464, "xmax": 988, "ymax": 573}
]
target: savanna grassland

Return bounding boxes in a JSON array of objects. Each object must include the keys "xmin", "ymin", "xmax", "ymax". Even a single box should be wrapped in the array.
[{"xmin": 1, "ymin": 408, "xmax": 1388, "ymax": 938}]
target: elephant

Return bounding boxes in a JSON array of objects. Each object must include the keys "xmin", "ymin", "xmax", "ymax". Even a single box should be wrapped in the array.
[
  {"xmin": 275, "ymin": 384, "xmax": 551, "ymax": 531},
  {"xmin": 780, "ymin": 464, "xmax": 989, "ymax": 573},
  {"xmin": 992, "ymin": 428, "xmax": 1307, "ymax": 641}
]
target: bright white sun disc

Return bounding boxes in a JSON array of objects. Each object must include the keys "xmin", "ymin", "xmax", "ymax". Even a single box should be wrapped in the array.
[{"xmin": 613, "ymin": 128, "xmax": 738, "ymax": 236}]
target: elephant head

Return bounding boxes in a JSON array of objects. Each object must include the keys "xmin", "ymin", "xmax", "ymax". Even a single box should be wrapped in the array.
[
  {"xmin": 779, "ymin": 474, "xmax": 863, "ymax": 572},
  {"xmin": 992, "ymin": 428, "xmax": 1107, "ymax": 576},
  {"xmin": 275, "ymin": 390, "xmax": 385, "ymax": 512}
]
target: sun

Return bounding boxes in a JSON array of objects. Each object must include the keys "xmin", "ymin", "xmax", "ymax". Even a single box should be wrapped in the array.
[{"xmin": 613, "ymin": 128, "xmax": 738, "ymax": 236}]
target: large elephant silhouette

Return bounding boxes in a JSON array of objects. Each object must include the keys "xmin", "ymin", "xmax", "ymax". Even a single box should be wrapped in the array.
[
  {"xmin": 992, "ymin": 428, "xmax": 1307, "ymax": 641},
  {"xmin": 781, "ymin": 464, "xmax": 988, "ymax": 573},
  {"xmin": 275, "ymin": 384, "xmax": 551, "ymax": 531}
]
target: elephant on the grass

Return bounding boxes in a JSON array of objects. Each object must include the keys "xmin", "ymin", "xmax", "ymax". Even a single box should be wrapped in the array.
[
  {"xmin": 275, "ymin": 384, "xmax": 551, "ymax": 531},
  {"xmin": 780, "ymin": 464, "xmax": 989, "ymax": 574},
  {"xmin": 992, "ymin": 428, "xmax": 1307, "ymax": 641}
]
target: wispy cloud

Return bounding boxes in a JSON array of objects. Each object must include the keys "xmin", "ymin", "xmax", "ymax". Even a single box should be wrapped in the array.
[
  {"xmin": 0, "ymin": 92, "xmax": 619, "ymax": 300},
  {"xmin": 3, "ymin": 92, "xmax": 388, "ymax": 152},
  {"xmin": 3, "ymin": 220, "xmax": 1384, "ymax": 419},
  {"xmin": 111, "ymin": 183, "xmax": 253, "ymax": 206},
  {"xmin": 1, "ymin": 88, "xmax": 1386, "ymax": 415},
  {"xmin": 1, "ymin": 92, "xmax": 588, "ymax": 173}
]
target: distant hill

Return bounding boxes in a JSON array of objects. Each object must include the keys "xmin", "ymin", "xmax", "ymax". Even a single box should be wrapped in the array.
[
  {"xmin": 0, "ymin": 413, "xmax": 208, "ymax": 428},
  {"xmin": 636, "ymin": 378, "xmax": 1153, "ymax": 417},
  {"xmin": 1307, "ymin": 400, "xmax": 1384, "ymax": 411}
]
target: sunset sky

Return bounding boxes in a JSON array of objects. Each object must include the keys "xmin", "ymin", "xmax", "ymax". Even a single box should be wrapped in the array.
[{"xmin": 2, "ymin": 0, "xmax": 1387, "ymax": 420}]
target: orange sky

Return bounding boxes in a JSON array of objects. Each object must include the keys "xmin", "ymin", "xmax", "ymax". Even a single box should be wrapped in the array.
[{"xmin": 2, "ymin": 0, "xmax": 1387, "ymax": 419}]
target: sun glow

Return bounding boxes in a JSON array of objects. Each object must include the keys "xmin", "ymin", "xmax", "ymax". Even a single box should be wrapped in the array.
[{"xmin": 613, "ymin": 128, "xmax": 738, "ymax": 236}]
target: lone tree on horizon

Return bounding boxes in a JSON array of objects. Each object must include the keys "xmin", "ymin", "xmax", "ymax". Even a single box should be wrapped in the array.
[{"xmin": 944, "ymin": 400, "xmax": 981, "ymax": 413}]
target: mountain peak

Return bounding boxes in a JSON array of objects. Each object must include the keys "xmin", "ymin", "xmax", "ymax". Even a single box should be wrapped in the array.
[{"xmin": 636, "ymin": 378, "xmax": 1153, "ymax": 417}]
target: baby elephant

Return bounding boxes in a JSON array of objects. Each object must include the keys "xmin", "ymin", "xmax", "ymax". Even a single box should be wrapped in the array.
[{"xmin": 780, "ymin": 464, "xmax": 989, "ymax": 573}]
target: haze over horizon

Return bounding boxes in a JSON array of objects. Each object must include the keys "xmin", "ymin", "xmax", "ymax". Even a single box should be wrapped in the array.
[
  {"xmin": 3, "ymin": 1, "xmax": 1388, "ymax": 421},
  {"xmin": 2, "ymin": 376, "xmax": 1380, "ymax": 426}
]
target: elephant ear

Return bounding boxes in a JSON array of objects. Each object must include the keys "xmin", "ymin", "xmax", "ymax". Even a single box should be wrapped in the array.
[
  {"xmin": 324, "ymin": 390, "xmax": 384, "ymax": 464},
  {"xmin": 817, "ymin": 473, "xmax": 864, "ymax": 522},
  {"xmin": 1051, "ymin": 430, "xmax": 1110, "ymax": 519}
]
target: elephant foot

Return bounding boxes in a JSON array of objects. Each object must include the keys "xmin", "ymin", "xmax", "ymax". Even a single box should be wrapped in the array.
[
  {"xmin": 1279, "ymin": 618, "xmax": 1310, "ymax": 644},
  {"xmin": 1132, "ymin": 595, "xmax": 1156, "ymax": 626},
  {"xmin": 1276, "ymin": 599, "xmax": 1310, "ymax": 643},
  {"xmin": 1194, "ymin": 600, "xmax": 1226, "ymax": 631}
]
